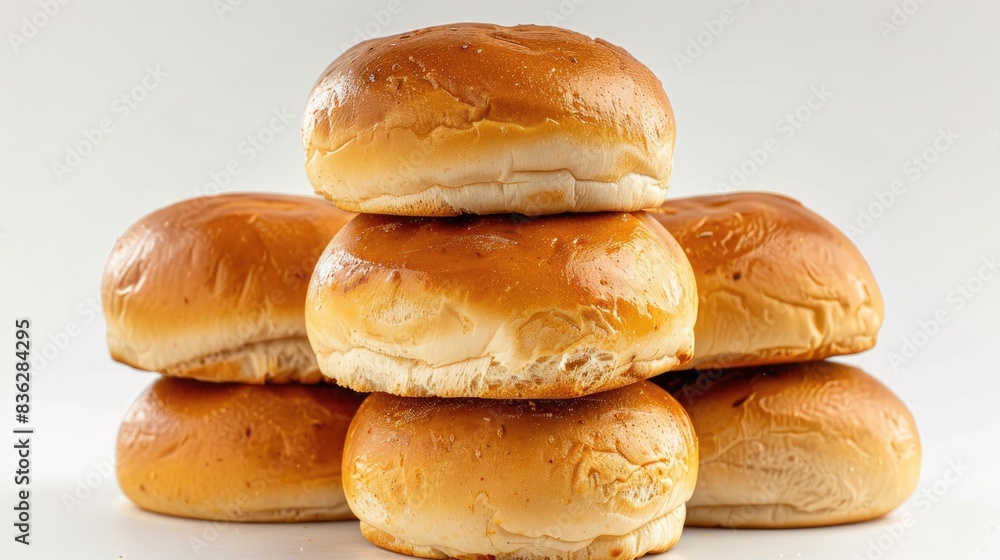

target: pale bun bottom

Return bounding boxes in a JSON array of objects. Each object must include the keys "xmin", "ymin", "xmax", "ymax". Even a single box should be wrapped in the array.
[
  {"xmin": 306, "ymin": 135, "xmax": 670, "ymax": 216},
  {"xmin": 168, "ymin": 502, "xmax": 354, "ymax": 523},
  {"xmin": 685, "ymin": 503, "xmax": 892, "ymax": 529},
  {"xmin": 316, "ymin": 343, "xmax": 689, "ymax": 399},
  {"xmin": 161, "ymin": 337, "xmax": 322, "ymax": 384},
  {"xmin": 359, "ymin": 505, "xmax": 686, "ymax": 560},
  {"xmin": 123, "ymin": 488, "xmax": 354, "ymax": 523}
]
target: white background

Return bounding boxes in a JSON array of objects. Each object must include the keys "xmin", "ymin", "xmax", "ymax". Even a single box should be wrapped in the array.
[{"xmin": 1, "ymin": 0, "xmax": 998, "ymax": 558}]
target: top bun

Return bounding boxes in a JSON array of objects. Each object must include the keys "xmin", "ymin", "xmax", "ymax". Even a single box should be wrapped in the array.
[
  {"xmin": 649, "ymin": 192, "xmax": 883, "ymax": 369},
  {"xmin": 303, "ymin": 23, "xmax": 675, "ymax": 216},
  {"xmin": 102, "ymin": 193, "xmax": 354, "ymax": 383}
]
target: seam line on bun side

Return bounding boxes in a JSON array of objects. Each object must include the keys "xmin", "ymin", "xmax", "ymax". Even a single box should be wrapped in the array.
[
  {"xmin": 313, "ymin": 345, "xmax": 686, "ymax": 399},
  {"xmin": 329, "ymin": 174, "xmax": 663, "ymax": 216},
  {"xmin": 158, "ymin": 337, "xmax": 323, "ymax": 384}
]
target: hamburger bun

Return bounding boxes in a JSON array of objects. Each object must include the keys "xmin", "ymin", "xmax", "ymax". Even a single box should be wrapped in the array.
[
  {"xmin": 102, "ymin": 193, "xmax": 355, "ymax": 383},
  {"xmin": 116, "ymin": 377, "xmax": 365, "ymax": 522},
  {"xmin": 342, "ymin": 381, "xmax": 698, "ymax": 559},
  {"xmin": 306, "ymin": 211, "xmax": 697, "ymax": 399},
  {"xmin": 303, "ymin": 23, "xmax": 675, "ymax": 216},
  {"xmin": 656, "ymin": 361, "xmax": 921, "ymax": 528},
  {"xmin": 648, "ymin": 192, "xmax": 883, "ymax": 369}
]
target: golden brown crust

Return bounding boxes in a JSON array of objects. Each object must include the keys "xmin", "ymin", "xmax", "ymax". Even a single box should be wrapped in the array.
[
  {"xmin": 303, "ymin": 23, "xmax": 675, "ymax": 215},
  {"xmin": 116, "ymin": 377, "xmax": 365, "ymax": 522},
  {"xmin": 342, "ymin": 381, "xmax": 697, "ymax": 559},
  {"xmin": 306, "ymin": 211, "xmax": 697, "ymax": 398},
  {"xmin": 655, "ymin": 361, "xmax": 921, "ymax": 528},
  {"xmin": 101, "ymin": 193, "xmax": 355, "ymax": 382},
  {"xmin": 648, "ymin": 192, "xmax": 883, "ymax": 369}
]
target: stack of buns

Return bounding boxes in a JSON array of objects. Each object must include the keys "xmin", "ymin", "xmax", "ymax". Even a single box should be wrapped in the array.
[
  {"xmin": 102, "ymin": 193, "xmax": 364, "ymax": 522},
  {"xmin": 101, "ymin": 19, "xmax": 923, "ymax": 558},
  {"xmin": 301, "ymin": 23, "xmax": 700, "ymax": 559},
  {"xmin": 648, "ymin": 192, "xmax": 921, "ymax": 528}
]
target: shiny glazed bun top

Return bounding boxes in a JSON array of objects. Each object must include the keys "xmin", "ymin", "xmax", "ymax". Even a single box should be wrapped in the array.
[
  {"xmin": 303, "ymin": 23, "xmax": 676, "ymax": 216},
  {"xmin": 306, "ymin": 211, "xmax": 697, "ymax": 399},
  {"xmin": 102, "ymin": 193, "xmax": 355, "ymax": 383},
  {"xmin": 649, "ymin": 192, "xmax": 883, "ymax": 369}
]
